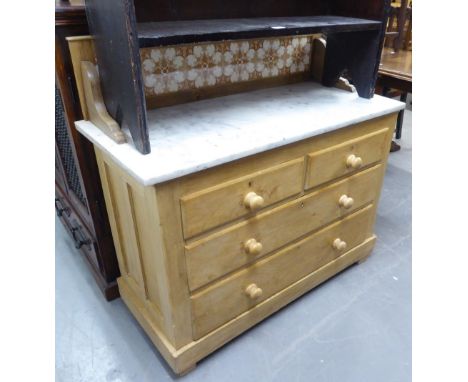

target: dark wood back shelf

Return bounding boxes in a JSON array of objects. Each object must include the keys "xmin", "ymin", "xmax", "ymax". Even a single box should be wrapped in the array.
[
  {"xmin": 84, "ymin": 0, "xmax": 390, "ymax": 154},
  {"xmin": 137, "ymin": 16, "xmax": 381, "ymax": 47}
]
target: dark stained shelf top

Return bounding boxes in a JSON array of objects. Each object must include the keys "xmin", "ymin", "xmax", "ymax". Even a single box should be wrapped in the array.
[{"xmin": 137, "ymin": 15, "xmax": 382, "ymax": 47}]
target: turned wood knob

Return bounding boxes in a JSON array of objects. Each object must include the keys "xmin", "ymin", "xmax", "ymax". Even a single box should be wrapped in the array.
[
  {"xmin": 245, "ymin": 283, "xmax": 263, "ymax": 299},
  {"xmin": 346, "ymin": 154, "xmax": 363, "ymax": 169},
  {"xmin": 244, "ymin": 192, "xmax": 264, "ymax": 211},
  {"xmin": 333, "ymin": 238, "xmax": 347, "ymax": 251},
  {"xmin": 338, "ymin": 194, "xmax": 354, "ymax": 209},
  {"xmin": 244, "ymin": 238, "xmax": 263, "ymax": 255}
]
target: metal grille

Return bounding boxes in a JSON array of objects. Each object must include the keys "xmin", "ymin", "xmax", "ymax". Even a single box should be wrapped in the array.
[{"xmin": 55, "ymin": 86, "xmax": 87, "ymax": 206}]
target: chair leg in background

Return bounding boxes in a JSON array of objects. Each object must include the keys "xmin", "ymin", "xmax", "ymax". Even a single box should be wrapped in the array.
[{"xmin": 395, "ymin": 92, "xmax": 408, "ymax": 140}]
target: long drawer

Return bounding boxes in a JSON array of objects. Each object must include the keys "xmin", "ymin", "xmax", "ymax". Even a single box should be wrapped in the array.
[
  {"xmin": 191, "ymin": 204, "xmax": 375, "ymax": 339},
  {"xmin": 185, "ymin": 164, "xmax": 382, "ymax": 291},
  {"xmin": 180, "ymin": 158, "xmax": 304, "ymax": 239}
]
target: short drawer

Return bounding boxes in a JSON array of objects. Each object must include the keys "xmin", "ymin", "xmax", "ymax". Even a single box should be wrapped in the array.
[
  {"xmin": 185, "ymin": 164, "xmax": 382, "ymax": 291},
  {"xmin": 305, "ymin": 128, "xmax": 389, "ymax": 190},
  {"xmin": 191, "ymin": 204, "xmax": 375, "ymax": 339},
  {"xmin": 181, "ymin": 158, "xmax": 304, "ymax": 239}
]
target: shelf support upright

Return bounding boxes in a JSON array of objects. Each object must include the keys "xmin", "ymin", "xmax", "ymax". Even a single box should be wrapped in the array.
[{"xmin": 322, "ymin": 29, "xmax": 382, "ymax": 98}]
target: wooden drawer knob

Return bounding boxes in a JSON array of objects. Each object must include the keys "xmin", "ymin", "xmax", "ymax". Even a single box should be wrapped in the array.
[
  {"xmin": 244, "ymin": 192, "xmax": 264, "ymax": 211},
  {"xmin": 245, "ymin": 283, "xmax": 263, "ymax": 299},
  {"xmin": 333, "ymin": 238, "xmax": 347, "ymax": 251},
  {"xmin": 338, "ymin": 194, "xmax": 354, "ymax": 209},
  {"xmin": 244, "ymin": 238, "xmax": 263, "ymax": 255},
  {"xmin": 346, "ymin": 154, "xmax": 363, "ymax": 169}
]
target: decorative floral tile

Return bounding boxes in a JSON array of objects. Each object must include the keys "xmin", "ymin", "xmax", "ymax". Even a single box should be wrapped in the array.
[{"xmin": 140, "ymin": 35, "xmax": 314, "ymax": 97}]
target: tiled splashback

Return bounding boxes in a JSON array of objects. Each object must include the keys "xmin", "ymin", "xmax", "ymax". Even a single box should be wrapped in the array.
[{"xmin": 140, "ymin": 35, "xmax": 314, "ymax": 97}]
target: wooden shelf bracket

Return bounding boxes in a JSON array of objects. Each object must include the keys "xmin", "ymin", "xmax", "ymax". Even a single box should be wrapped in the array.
[
  {"xmin": 311, "ymin": 37, "xmax": 356, "ymax": 94},
  {"xmin": 81, "ymin": 61, "xmax": 126, "ymax": 144}
]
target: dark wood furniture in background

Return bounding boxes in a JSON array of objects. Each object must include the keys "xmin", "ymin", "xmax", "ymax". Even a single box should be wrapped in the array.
[
  {"xmin": 84, "ymin": 0, "xmax": 391, "ymax": 154},
  {"xmin": 379, "ymin": 48, "xmax": 412, "ymax": 138},
  {"xmin": 55, "ymin": 0, "xmax": 120, "ymax": 300},
  {"xmin": 385, "ymin": 0, "xmax": 412, "ymax": 53},
  {"xmin": 377, "ymin": 0, "xmax": 412, "ymax": 151}
]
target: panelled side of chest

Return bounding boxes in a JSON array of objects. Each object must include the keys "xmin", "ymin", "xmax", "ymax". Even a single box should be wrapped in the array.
[{"xmin": 94, "ymin": 149, "xmax": 193, "ymax": 352}]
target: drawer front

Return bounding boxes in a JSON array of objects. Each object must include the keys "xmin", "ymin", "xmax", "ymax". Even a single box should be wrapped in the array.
[
  {"xmin": 305, "ymin": 128, "xmax": 389, "ymax": 190},
  {"xmin": 185, "ymin": 164, "xmax": 382, "ymax": 291},
  {"xmin": 191, "ymin": 204, "xmax": 375, "ymax": 339},
  {"xmin": 181, "ymin": 158, "xmax": 304, "ymax": 239},
  {"xmin": 56, "ymin": 193, "xmax": 99, "ymax": 270}
]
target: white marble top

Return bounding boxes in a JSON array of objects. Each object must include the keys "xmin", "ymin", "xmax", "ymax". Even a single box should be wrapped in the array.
[{"xmin": 75, "ymin": 82, "xmax": 405, "ymax": 186}]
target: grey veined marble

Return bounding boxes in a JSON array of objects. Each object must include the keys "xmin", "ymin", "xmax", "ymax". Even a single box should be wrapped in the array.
[{"xmin": 75, "ymin": 81, "xmax": 404, "ymax": 186}]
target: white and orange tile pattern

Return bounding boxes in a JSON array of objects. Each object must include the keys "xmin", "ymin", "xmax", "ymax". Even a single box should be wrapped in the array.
[{"xmin": 140, "ymin": 35, "xmax": 314, "ymax": 97}]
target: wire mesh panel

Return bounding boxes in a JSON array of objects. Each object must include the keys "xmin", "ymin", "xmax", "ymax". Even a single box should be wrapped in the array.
[{"xmin": 55, "ymin": 86, "xmax": 87, "ymax": 207}]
